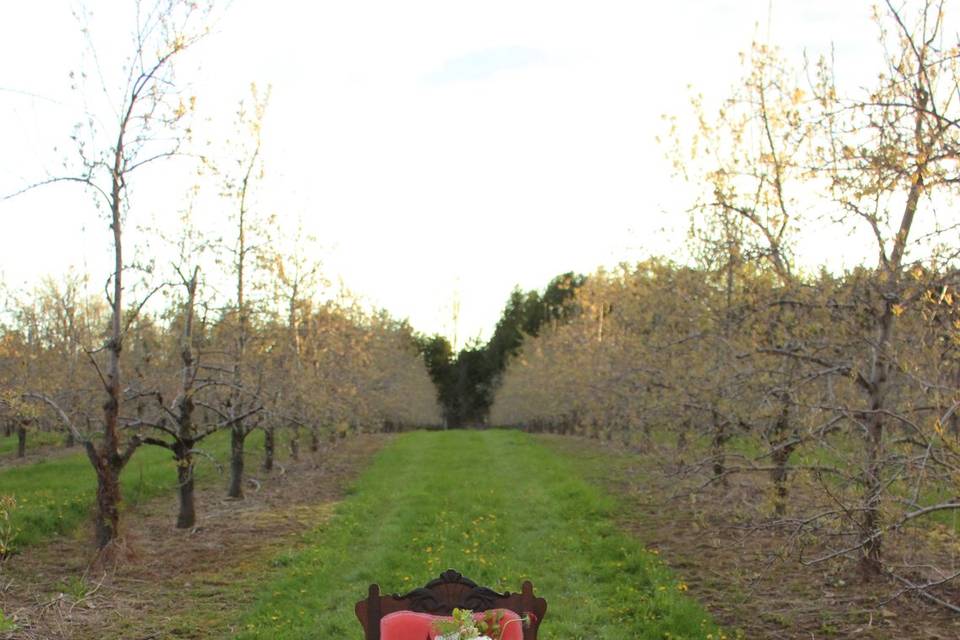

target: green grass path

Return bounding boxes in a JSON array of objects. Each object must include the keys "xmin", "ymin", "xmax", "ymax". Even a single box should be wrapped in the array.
[{"xmin": 233, "ymin": 430, "xmax": 725, "ymax": 639}]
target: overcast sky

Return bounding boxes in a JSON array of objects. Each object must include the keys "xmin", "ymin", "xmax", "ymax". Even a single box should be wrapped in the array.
[{"xmin": 0, "ymin": 1, "xmax": 881, "ymax": 344}]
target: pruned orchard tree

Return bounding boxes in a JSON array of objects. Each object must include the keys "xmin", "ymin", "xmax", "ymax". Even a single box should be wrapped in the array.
[
  {"xmin": 810, "ymin": 0, "xmax": 960, "ymax": 576},
  {"xmin": 214, "ymin": 84, "xmax": 271, "ymax": 499},
  {"xmin": 132, "ymin": 209, "xmax": 223, "ymax": 529}
]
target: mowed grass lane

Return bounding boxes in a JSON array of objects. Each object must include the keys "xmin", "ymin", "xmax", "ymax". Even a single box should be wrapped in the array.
[
  {"xmin": 233, "ymin": 430, "xmax": 725, "ymax": 639},
  {"xmin": 0, "ymin": 429, "xmax": 276, "ymax": 548}
]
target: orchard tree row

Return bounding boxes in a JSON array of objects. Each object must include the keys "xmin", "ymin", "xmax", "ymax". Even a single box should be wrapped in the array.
[
  {"xmin": 492, "ymin": 0, "xmax": 960, "ymax": 606},
  {"xmin": 0, "ymin": 0, "xmax": 439, "ymax": 554},
  {"xmin": 0, "ymin": 272, "xmax": 440, "ymax": 528}
]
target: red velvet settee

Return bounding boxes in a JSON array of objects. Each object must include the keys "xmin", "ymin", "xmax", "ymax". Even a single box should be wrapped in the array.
[{"xmin": 355, "ymin": 570, "xmax": 547, "ymax": 640}]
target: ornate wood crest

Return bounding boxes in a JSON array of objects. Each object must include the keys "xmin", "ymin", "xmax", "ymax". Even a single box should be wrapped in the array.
[{"xmin": 394, "ymin": 569, "xmax": 507, "ymax": 614}]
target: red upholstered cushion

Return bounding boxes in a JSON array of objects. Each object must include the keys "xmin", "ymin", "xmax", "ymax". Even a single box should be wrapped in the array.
[{"xmin": 380, "ymin": 609, "xmax": 524, "ymax": 640}]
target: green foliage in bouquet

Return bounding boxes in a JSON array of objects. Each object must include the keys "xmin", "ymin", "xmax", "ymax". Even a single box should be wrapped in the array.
[{"xmin": 432, "ymin": 608, "xmax": 532, "ymax": 640}]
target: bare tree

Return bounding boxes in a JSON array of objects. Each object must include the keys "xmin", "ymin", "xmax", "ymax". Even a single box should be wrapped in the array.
[
  {"xmin": 813, "ymin": 0, "xmax": 960, "ymax": 575},
  {"xmin": 214, "ymin": 84, "xmax": 271, "ymax": 499},
  {"xmin": 133, "ymin": 212, "xmax": 226, "ymax": 528}
]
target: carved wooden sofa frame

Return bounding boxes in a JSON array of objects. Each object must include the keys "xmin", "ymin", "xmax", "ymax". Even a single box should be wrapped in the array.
[{"xmin": 356, "ymin": 569, "xmax": 547, "ymax": 640}]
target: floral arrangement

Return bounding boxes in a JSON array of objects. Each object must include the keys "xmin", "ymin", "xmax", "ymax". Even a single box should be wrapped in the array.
[{"xmin": 431, "ymin": 607, "xmax": 534, "ymax": 640}]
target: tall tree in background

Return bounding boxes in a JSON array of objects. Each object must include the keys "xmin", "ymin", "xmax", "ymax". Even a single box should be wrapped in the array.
[
  {"xmin": 486, "ymin": 273, "xmax": 585, "ymax": 377},
  {"xmin": 416, "ymin": 334, "xmax": 456, "ymax": 426}
]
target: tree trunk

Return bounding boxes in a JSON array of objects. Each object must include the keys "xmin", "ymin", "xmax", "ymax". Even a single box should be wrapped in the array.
[
  {"xmin": 176, "ymin": 468, "xmax": 195, "ymax": 529},
  {"xmin": 639, "ymin": 423, "xmax": 653, "ymax": 452},
  {"xmin": 16, "ymin": 425, "xmax": 26, "ymax": 458},
  {"xmin": 95, "ymin": 371, "xmax": 130, "ymax": 550},
  {"xmin": 861, "ymin": 447, "xmax": 884, "ymax": 575},
  {"xmin": 228, "ymin": 426, "xmax": 245, "ymax": 499},
  {"xmin": 94, "ymin": 468, "xmax": 122, "ymax": 548},
  {"xmin": 64, "ymin": 430, "xmax": 76, "ymax": 448},
  {"xmin": 262, "ymin": 424, "xmax": 274, "ymax": 472},
  {"xmin": 770, "ymin": 443, "xmax": 795, "ymax": 518},
  {"xmin": 309, "ymin": 428, "xmax": 320, "ymax": 453},
  {"xmin": 289, "ymin": 425, "xmax": 299, "ymax": 461},
  {"xmin": 676, "ymin": 420, "xmax": 689, "ymax": 452},
  {"xmin": 861, "ymin": 404, "xmax": 886, "ymax": 575},
  {"xmin": 951, "ymin": 365, "xmax": 960, "ymax": 439},
  {"xmin": 769, "ymin": 402, "xmax": 796, "ymax": 518},
  {"xmin": 175, "ymin": 267, "xmax": 200, "ymax": 528},
  {"xmin": 98, "ymin": 115, "xmax": 126, "ymax": 550},
  {"xmin": 85, "ymin": 121, "xmax": 137, "ymax": 551},
  {"xmin": 88, "ymin": 446, "xmax": 123, "ymax": 550},
  {"xmin": 711, "ymin": 411, "xmax": 728, "ymax": 486},
  {"xmin": 174, "ymin": 442, "xmax": 195, "ymax": 529},
  {"xmin": 859, "ymin": 298, "xmax": 896, "ymax": 577}
]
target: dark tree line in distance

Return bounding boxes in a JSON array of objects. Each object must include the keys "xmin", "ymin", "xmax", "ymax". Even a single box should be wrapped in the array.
[{"xmin": 416, "ymin": 272, "xmax": 585, "ymax": 427}]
